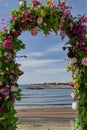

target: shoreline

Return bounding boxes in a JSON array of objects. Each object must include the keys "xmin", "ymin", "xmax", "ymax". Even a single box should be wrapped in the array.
[
  {"xmin": 16, "ymin": 107, "xmax": 76, "ymax": 130},
  {"xmin": 26, "ymin": 85, "xmax": 71, "ymax": 89}
]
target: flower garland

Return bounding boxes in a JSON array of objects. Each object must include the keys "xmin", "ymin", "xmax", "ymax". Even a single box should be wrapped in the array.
[{"xmin": 0, "ymin": 0, "xmax": 87, "ymax": 129}]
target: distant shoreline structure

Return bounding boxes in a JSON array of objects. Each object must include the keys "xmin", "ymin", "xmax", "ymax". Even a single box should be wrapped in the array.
[{"xmin": 20, "ymin": 83, "xmax": 71, "ymax": 89}]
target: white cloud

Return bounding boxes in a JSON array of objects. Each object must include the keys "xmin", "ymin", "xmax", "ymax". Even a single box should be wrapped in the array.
[
  {"xmin": 35, "ymin": 68, "xmax": 66, "ymax": 74},
  {"xmin": 18, "ymin": 58, "xmax": 63, "ymax": 67},
  {"xmin": 28, "ymin": 52, "xmax": 44, "ymax": 57},
  {"xmin": 24, "ymin": 44, "xmax": 63, "ymax": 59},
  {"xmin": 18, "ymin": 68, "xmax": 70, "ymax": 84},
  {"xmin": 45, "ymin": 45, "xmax": 63, "ymax": 53}
]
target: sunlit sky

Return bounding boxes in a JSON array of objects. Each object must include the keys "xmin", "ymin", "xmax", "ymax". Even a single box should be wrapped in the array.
[{"xmin": 0, "ymin": 0, "xmax": 87, "ymax": 84}]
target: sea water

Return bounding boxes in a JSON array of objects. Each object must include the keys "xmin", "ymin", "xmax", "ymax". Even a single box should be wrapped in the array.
[{"xmin": 15, "ymin": 85, "xmax": 73, "ymax": 109}]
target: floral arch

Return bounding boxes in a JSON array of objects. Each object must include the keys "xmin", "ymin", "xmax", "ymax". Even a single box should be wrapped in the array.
[{"xmin": 0, "ymin": 0, "xmax": 87, "ymax": 130}]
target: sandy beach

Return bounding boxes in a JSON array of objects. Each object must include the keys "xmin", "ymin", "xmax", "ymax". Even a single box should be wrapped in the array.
[
  {"xmin": 16, "ymin": 107, "xmax": 76, "ymax": 130},
  {"xmin": 17, "ymin": 120, "xmax": 74, "ymax": 130}
]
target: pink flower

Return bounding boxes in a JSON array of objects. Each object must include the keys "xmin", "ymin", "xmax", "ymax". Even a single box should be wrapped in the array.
[
  {"xmin": 71, "ymin": 93, "xmax": 75, "ymax": 99},
  {"xmin": 31, "ymin": 28, "xmax": 38, "ymax": 36},
  {"xmin": 2, "ymin": 26, "xmax": 6, "ymax": 32},
  {"xmin": 82, "ymin": 57, "xmax": 87, "ymax": 66},
  {"xmin": 37, "ymin": 17, "xmax": 43, "ymax": 24},
  {"xmin": 49, "ymin": 0, "xmax": 54, "ymax": 8},
  {"xmin": 11, "ymin": 14, "xmax": 18, "ymax": 22},
  {"xmin": 32, "ymin": 0, "xmax": 41, "ymax": 9},
  {"xmin": 64, "ymin": 10, "xmax": 71, "ymax": 16},
  {"xmin": 79, "ymin": 17, "xmax": 87, "ymax": 23},
  {"xmin": 1, "ymin": 18, "xmax": 5, "ymax": 21},
  {"xmin": 58, "ymin": 2, "xmax": 66, "ymax": 8},
  {"xmin": 1, "ymin": 22, "xmax": 4, "ymax": 25},
  {"xmin": 29, "ymin": 3, "xmax": 33, "ymax": 9},
  {"xmin": 61, "ymin": 16, "xmax": 65, "ymax": 23},
  {"xmin": 11, "ymin": 97, "xmax": 15, "ymax": 103},
  {"xmin": 69, "ymin": 82, "xmax": 74, "ymax": 87},
  {"xmin": 3, "ymin": 40, "xmax": 13, "ymax": 49},
  {"xmin": 9, "ymin": 75, "xmax": 14, "ymax": 80},
  {"xmin": 78, "ymin": 95, "xmax": 81, "ymax": 100},
  {"xmin": 0, "ymin": 88, "xmax": 10, "ymax": 96},
  {"xmin": 7, "ymin": 35, "xmax": 13, "ymax": 40}
]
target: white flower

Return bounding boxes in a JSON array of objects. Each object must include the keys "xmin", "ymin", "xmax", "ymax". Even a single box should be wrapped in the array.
[
  {"xmin": 70, "ymin": 58, "xmax": 77, "ymax": 65},
  {"xmin": 72, "ymin": 102, "xmax": 77, "ymax": 110},
  {"xmin": 19, "ymin": 1, "xmax": 25, "ymax": 7},
  {"xmin": 11, "ymin": 86, "xmax": 18, "ymax": 92},
  {"xmin": 4, "ymin": 52, "xmax": 8, "ymax": 56}
]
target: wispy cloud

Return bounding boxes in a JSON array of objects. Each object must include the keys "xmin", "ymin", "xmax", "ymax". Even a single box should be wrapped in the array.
[
  {"xmin": 45, "ymin": 44, "xmax": 63, "ymax": 53},
  {"xmin": 29, "ymin": 52, "xmax": 44, "ymax": 57},
  {"xmin": 35, "ymin": 68, "xmax": 66, "ymax": 74},
  {"xmin": 5, "ymin": 3, "xmax": 9, "ymax": 6},
  {"xmin": 18, "ymin": 58, "xmax": 63, "ymax": 67},
  {"xmin": 24, "ymin": 44, "xmax": 63, "ymax": 58}
]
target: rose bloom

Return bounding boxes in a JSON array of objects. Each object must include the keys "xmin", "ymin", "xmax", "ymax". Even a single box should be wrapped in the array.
[
  {"xmin": 31, "ymin": 28, "xmax": 38, "ymax": 36},
  {"xmin": 7, "ymin": 35, "xmax": 13, "ymax": 40},
  {"xmin": 78, "ymin": 95, "xmax": 81, "ymax": 100},
  {"xmin": 11, "ymin": 70, "xmax": 15, "ymax": 73},
  {"xmin": 0, "ymin": 88, "xmax": 10, "ymax": 96},
  {"xmin": 71, "ymin": 93, "xmax": 75, "ymax": 99},
  {"xmin": 37, "ymin": 17, "xmax": 43, "ymax": 24},
  {"xmin": 3, "ymin": 40, "xmax": 13, "ymax": 49},
  {"xmin": 49, "ymin": 0, "xmax": 54, "ymax": 8},
  {"xmin": 11, "ymin": 14, "xmax": 18, "ymax": 22},
  {"xmin": 82, "ymin": 57, "xmax": 87, "ymax": 66},
  {"xmin": 69, "ymin": 81, "xmax": 74, "ymax": 87},
  {"xmin": 58, "ymin": 2, "xmax": 66, "ymax": 8}
]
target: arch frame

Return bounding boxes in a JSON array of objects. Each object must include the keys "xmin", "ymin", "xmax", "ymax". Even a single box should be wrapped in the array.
[{"xmin": 0, "ymin": 0, "xmax": 87, "ymax": 129}]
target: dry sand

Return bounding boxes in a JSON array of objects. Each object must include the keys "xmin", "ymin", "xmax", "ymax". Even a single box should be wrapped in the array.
[
  {"xmin": 17, "ymin": 120, "xmax": 74, "ymax": 130},
  {"xmin": 16, "ymin": 107, "xmax": 76, "ymax": 130}
]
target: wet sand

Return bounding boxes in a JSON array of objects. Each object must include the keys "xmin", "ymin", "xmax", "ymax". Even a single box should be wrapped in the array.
[
  {"xmin": 16, "ymin": 107, "xmax": 76, "ymax": 119},
  {"xmin": 16, "ymin": 107, "xmax": 76, "ymax": 130}
]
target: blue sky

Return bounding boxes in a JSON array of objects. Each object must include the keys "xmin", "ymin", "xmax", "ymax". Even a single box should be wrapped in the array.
[{"xmin": 0, "ymin": 0, "xmax": 87, "ymax": 84}]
